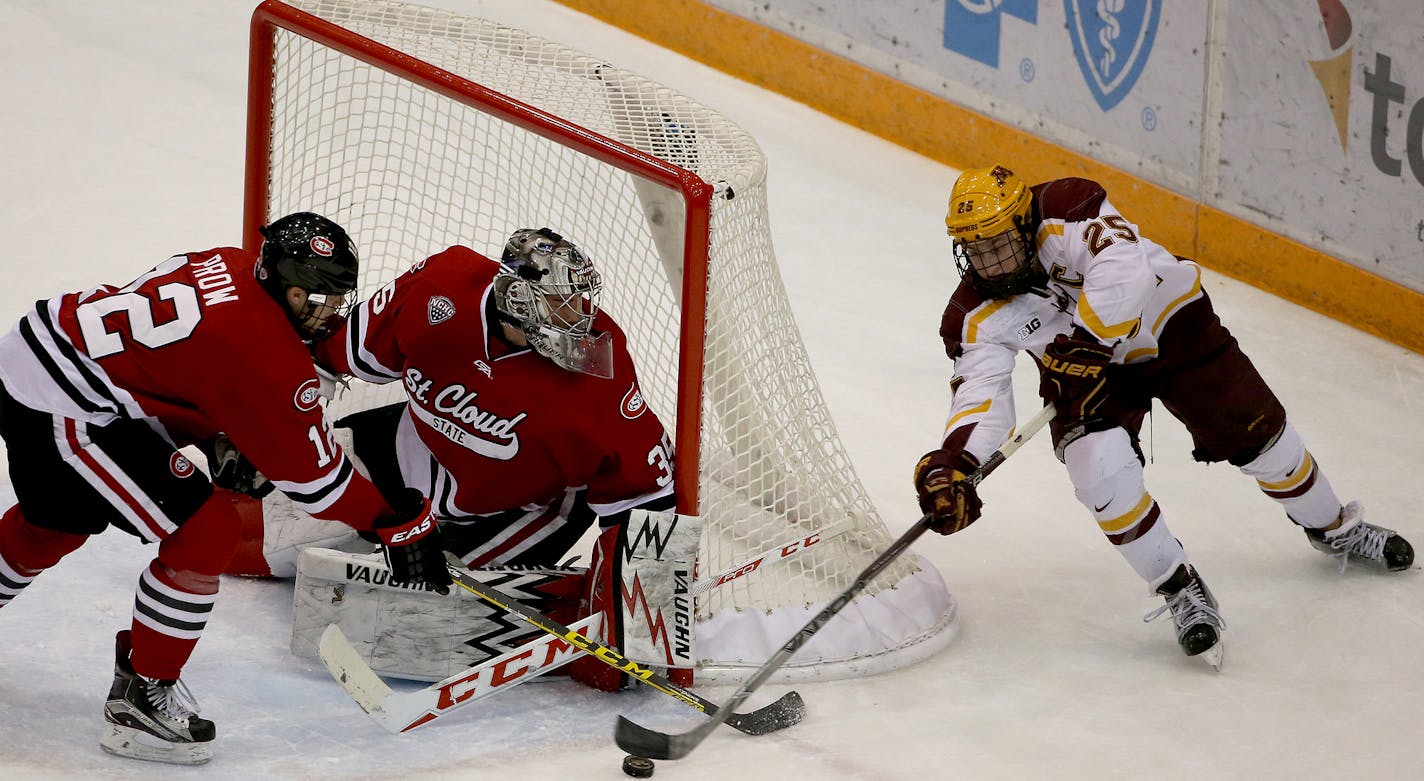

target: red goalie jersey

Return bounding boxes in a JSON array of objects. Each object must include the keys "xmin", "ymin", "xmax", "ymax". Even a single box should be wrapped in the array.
[
  {"xmin": 0, "ymin": 249, "xmax": 391, "ymax": 529},
  {"xmin": 312, "ymin": 246, "xmax": 675, "ymax": 520}
]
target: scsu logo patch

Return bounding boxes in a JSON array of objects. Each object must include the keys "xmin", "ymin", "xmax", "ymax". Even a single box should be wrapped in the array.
[
  {"xmin": 294, "ymin": 378, "xmax": 323, "ymax": 411},
  {"xmin": 169, "ymin": 452, "xmax": 195, "ymax": 478},
  {"xmin": 620, "ymin": 383, "xmax": 646, "ymax": 420},
  {"xmin": 310, "ymin": 235, "xmax": 335, "ymax": 257}
]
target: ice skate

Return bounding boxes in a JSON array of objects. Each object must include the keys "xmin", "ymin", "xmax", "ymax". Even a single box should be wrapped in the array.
[
  {"xmin": 1305, "ymin": 501, "xmax": 1414, "ymax": 573},
  {"xmin": 99, "ymin": 630, "xmax": 215, "ymax": 765},
  {"xmin": 1143, "ymin": 564, "xmax": 1225, "ymax": 671}
]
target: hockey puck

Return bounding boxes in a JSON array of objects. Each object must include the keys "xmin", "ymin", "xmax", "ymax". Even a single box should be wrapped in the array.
[{"xmin": 622, "ymin": 754, "xmax": 655, "ymax": 777}]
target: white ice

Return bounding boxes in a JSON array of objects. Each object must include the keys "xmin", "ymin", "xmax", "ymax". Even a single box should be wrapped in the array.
[{"xmin": 1, "ymin": 2, "xmax": 1421, "ymax": 779}]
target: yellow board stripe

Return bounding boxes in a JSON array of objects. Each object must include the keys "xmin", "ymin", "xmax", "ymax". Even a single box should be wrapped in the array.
[{"xmin": 551, "ymin": 0, "xmax": 1424, "ymax": 356}]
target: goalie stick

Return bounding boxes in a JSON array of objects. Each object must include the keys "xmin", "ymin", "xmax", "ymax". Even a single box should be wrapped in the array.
[
  {"xmin": 615, "ymin": 403, "xmax": 1058, "ymax": 760},
  {"xmin": 446, "ymin": 566, "xmax": 805, "ymax": 735},
  {"xmin": 318, "ymin": 613, "xmax": 602, "ymax": 732}
]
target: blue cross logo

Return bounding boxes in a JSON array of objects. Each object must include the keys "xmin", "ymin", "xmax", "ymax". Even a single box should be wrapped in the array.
[{"xmin": 943, "ymin": 0, "xmax": 1039, "ymax": 68}]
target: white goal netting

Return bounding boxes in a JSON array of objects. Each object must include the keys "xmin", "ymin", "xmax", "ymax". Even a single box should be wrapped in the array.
[{"xmin": 252, "ymin": 0, "xmax": 955, "ymax": 680}]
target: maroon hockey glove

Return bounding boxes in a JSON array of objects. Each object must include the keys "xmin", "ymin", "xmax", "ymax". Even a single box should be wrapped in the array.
[
  {"xmin": 1042, "ymin": 327, "xmax": 1115, "ymax": 425},
  {"xmin": 372, "ymin": 491, "xmax": 452, "ymax": 595},
  {"xmin": 913, "ymin": 449, "xmax": 983, "ymax": 534}
]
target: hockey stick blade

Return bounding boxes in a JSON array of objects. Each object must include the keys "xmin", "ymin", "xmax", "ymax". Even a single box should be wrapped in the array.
[
  {"xmin": 447, "ymin": 567, "xmax": 805, "ymax": 737},
  {"xmin": 615, "ymin": 404, "xmax": 1057, "ymax": 760}
]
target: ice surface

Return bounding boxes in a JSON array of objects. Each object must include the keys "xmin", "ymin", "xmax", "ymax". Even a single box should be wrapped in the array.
[{"xmin": 1, "ymin": 2, "xmax": 1421, "ymax": 779}]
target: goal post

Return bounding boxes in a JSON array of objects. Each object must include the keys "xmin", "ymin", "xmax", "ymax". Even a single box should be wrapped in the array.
[{"xmin": 245, "ymin": 0, "xmax": 957, "ymax": 682}]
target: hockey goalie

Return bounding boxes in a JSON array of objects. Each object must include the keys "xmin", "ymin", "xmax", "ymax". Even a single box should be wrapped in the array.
[{"xmin": 221, "ymin": 227, "xmax": 699, "ymax": 692}]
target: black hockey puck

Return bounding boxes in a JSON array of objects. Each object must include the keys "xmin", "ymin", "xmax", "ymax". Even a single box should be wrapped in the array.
[{"xmin": 622, "ymin": 754, "xmax": 655, "ymax": 777}]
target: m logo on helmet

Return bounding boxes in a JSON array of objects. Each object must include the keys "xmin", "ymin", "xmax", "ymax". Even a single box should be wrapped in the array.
[{"xmin": 310, "ymin": 236, "xmax": 335, "ymax": 257}]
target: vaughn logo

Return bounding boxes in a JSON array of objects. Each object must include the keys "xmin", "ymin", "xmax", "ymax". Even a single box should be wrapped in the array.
[
  {"xmin": 1065, "ymin": 0, "xmax": 1161, "ymax": 111},
  {"xmin": 428, "ymin": 295, "xmax": 456, "ymax": 325}
]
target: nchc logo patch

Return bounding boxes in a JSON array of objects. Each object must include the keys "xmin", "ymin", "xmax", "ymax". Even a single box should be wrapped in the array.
[{"xmin": 428, "ymin": 295, "xmax": 456, "ymax": 325}]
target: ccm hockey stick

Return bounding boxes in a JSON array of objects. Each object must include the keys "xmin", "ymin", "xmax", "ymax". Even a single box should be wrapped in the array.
[
  {"xmin": 317, "ymin": 533, "xmax": 842, "ymax": 735},
  {"xmin": 318, "ymin": 613, "xmax": 602, "ymax": 732},
  {"xmin": 615, "ymin": 403, "xmax": 1058, "ymax": 760},
  {"xmin": 447, "ymin": 567, "xmax": 806, "ymax": 735}
]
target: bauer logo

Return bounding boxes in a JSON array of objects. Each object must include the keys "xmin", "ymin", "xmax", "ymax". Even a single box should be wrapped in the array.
[
  {"xmin": 294, "ymin": 378, "xmax": 323, "ymax": 411},
  {"xmin": 620, "ymin": 382, "xmax": 646, "ymax": 419},
  {"xmin": 1064, "ymin": 0, "xmax": 1161, "ymax": 112},
  {"xmin": 169, "ymin": 452, "xmax": 195, "ymax": 478},
  {"xmin": 310, "ymin": 235, "xmax": 335, "ymax": 257}
]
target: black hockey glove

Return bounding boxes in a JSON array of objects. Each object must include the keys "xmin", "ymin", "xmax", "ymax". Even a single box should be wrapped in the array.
[
  {"xmin": 370, "ymin": 490, "xmax": 452, "ymax": 595},
  {"xmin": 201, "ymin": 435, "xmax": 273, "ymax": 498},
  {"xmin": 1041, "ymin": 327, "xmax": 1115, "ymax": 425},
  {"xmin": 913, "ymin": 449, "xmax": 983, "ymax": 535}
]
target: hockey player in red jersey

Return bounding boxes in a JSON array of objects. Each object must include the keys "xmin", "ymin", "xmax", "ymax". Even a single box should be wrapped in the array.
[
  {"xmin": 309, "ymin": 227, "xmax": 678, "ymax": 690},
  {"xmin": 0, "ymin": 212, "xmax": 450, "ymax": 765},
  {"xmin": 913, "ymin": 165, "xmax": 1414, "ymax": 670}
]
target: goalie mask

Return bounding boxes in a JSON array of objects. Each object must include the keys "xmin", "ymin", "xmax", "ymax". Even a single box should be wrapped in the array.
[
  {"xmin": 495, "ymin": 228, "xmax": 614, "ymax": 378},
  {"xmin": 945, "ymin": 165, "xmax": 1046, "ymax": 298},
  {"xmin": 256, "ymin": 212, "xmax": 358, "ymax": 341}
]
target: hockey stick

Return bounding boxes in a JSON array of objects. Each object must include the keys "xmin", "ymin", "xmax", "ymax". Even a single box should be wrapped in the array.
[
  {"xmin": 447, "ymin": 567, "xmax": 806, "ymax": 736},
  {"xmin": 314, "ymin": 534, "xmax": 837, "ymax": 734},
  {"xmin": 615, "ymin": 403, "xmax": 1058, "ymax": 760},
  {"xmin": 689, "ymin": 519, "xmax": 854, "ymax": 597},
  {"xmin": 318, "ymin": 612, "xmax": 602, "ymax": 732}
]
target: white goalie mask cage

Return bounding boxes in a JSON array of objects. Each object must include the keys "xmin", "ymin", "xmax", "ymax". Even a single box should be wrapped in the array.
[{"xmin": 496, "ymin": 227, "xmax": 614, "ymax": 378}]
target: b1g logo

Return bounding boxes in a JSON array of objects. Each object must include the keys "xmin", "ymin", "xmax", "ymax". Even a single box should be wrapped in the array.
[{"xmin": 1064, "ymin": 0, "xmax": 1161, "ymax": 112}]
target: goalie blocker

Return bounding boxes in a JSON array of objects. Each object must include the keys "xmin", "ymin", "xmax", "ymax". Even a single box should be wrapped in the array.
[{"xmin": 291, "ymin": 508, "xmax": 701, "ymax": 691}]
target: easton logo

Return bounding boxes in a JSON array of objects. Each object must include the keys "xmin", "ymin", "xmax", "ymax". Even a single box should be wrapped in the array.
[
  {"xmin": 310, "ymin": 236, "xmax": 335, "ymax": 257},
  {"xmin": 428, "ymin": 296, "xmax": 456, "ymax": 325},
  {"xmin": 620, "ymin": 383, "xmax": 646, "ymax": 420},
  {"xmin": 169, "ymin": 452, "xmax": 195, "ymax": 478},
  {"xmin": 294, "ymin": 378, "xmax": 322, "ymax": 411}
]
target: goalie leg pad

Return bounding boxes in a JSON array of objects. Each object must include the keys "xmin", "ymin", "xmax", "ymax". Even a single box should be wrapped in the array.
[
  {"xmin": 292, "ymin": 547, "xmax": 587, "ymax": 681},
  {"xmin": 569, "ymin": 510, "xmax": 701, "ymax": 691}
]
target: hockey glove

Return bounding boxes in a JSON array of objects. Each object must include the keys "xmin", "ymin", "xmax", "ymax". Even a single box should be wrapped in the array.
[
  {"xmin": 202, "ymin": 435, "xmax": 273, "ymax": 498},
  {"xmin": 1042, "ymin": 327, "xmax": 1115, "ymax": 425},
  {"xmin": 913, "ymin": 449, "xmax": 983, "ymax": 534},
  {"xmin": 371, "ymin": 490, "xmax": 452, "ymax": 595}
]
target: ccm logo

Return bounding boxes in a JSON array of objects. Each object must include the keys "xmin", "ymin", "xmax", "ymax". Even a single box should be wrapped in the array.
[{"xmin": 389, "ymin": 517, "xmax": 431, "ymax": 544}]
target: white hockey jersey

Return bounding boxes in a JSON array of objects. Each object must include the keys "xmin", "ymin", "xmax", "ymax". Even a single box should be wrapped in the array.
[{"xmin": 936, "ymin": 177, "xmax": 1205, "ymax": 461}]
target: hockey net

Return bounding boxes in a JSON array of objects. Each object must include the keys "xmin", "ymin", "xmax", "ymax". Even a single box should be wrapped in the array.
[{"xmin": 246, "ymin": 0, "xmax": 955, "ymax": 681}]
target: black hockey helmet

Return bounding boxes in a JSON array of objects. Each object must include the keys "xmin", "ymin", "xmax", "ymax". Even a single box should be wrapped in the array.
[{"xmin": 256, "ymin": 212, "xmax": 359, "ymax": 340}]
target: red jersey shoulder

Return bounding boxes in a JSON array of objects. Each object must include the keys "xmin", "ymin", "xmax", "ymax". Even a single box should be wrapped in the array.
[
  {"xmin": 1031, "ymin": 178, "xmax": 1107, "ymax": 223},
  {"xmin": 396, "ymin": 246, "xmax": 501, "ymax": 327}
]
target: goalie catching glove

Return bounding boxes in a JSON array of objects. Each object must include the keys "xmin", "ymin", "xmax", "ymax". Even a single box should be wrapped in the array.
[
  {"xmin": 364, "ymin": 489, "xmax": 452, "ymax": 594},
  {"xmin": 914, "ymin": 449, "xmax": 983, "ymax": 534}
]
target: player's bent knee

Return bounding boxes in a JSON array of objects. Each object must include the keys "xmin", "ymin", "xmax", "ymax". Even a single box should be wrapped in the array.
[
  {"xmin": 0, "ymin": 507, "xmax": 88, "ymax": 573},
  {"xmin": 158, "ymin": 496, "xmax": 243, "ymax": 577}
]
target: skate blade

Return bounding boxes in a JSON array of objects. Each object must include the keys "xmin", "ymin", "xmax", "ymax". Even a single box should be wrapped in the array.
[
  {"xmin": 1198, "ymin": 642, "xmax": 1224, "ymax": 672},
  {"xmin": 100, "ymin": 723, "xmax": 213, "ymax": 765}
]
